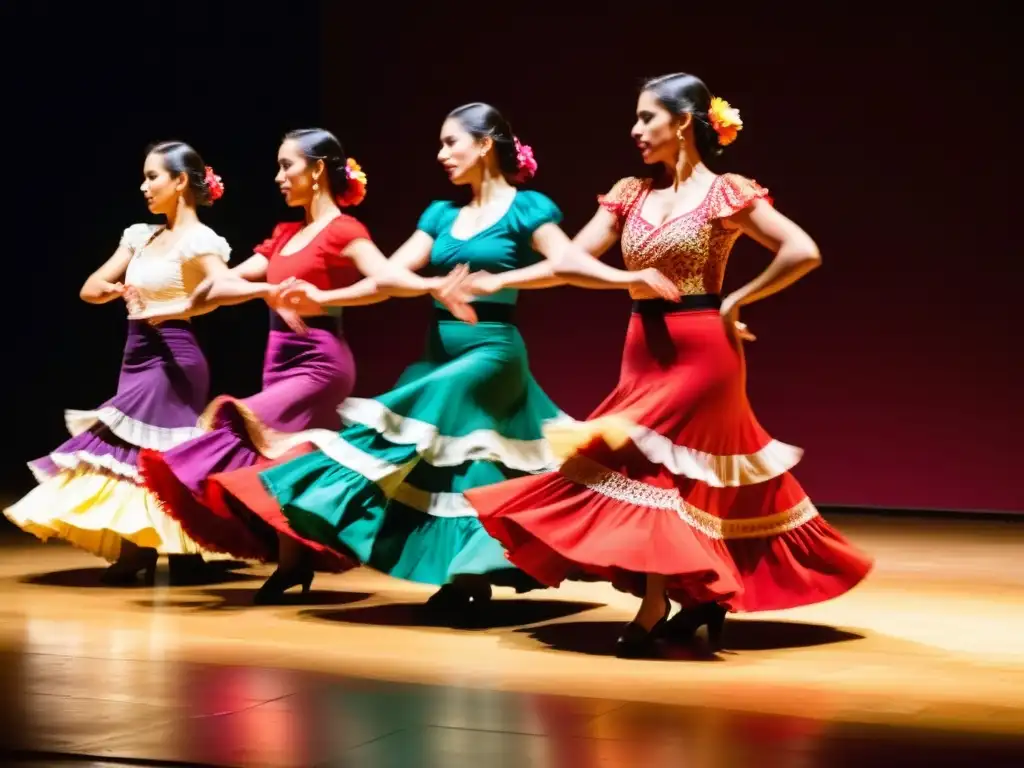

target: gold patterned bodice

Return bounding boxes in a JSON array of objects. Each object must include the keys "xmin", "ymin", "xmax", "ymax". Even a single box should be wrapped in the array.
[{"xmin": 598, "ymin": 174, "xmax": 771, "ymax": 299}]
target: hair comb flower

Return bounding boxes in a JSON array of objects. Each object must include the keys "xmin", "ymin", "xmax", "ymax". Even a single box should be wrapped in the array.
[
  {"xmin": 337, "ymin": 157, "xmax": 367, "ymax": 207},
  {"xmin": 708, "ymin": 97, "xmax": 743, "ymax": 146},
  {"xmin": 204, "ymin": 166, "xmax": 225, "ymax": 201},
  {"xmin": 512, "ymin": 137, "xmax": 538, "ymax": 182}
]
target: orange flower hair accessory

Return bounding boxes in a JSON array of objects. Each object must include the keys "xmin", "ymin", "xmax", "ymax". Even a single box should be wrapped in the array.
[
  {"xmin": 337, "ymin": 157, "xmax": 367, "ymax": 207},
  {"xmin": 708, "ymin": 96, "xmax": 743, "ymax": 146}
]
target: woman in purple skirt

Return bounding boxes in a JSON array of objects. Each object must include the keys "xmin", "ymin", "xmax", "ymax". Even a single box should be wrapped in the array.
[
  {"xmin": 136, "ymin": 128, "xmax": 474, "ymax": 602},
  {"xmin": 4, "ymin": 141, "xmax": 233, "ymax": 584}
]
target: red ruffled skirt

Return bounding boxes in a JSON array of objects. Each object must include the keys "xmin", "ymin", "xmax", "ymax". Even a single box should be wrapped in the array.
[
  {"xmin": 145, "ymin": 437, "xmax": 351, "ymax": 573},
  {"xmin": 465, "ymin": 302, "xmax": 872, "ymax": 612}
]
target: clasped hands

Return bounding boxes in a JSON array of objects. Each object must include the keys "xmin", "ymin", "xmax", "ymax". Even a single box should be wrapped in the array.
[{"xmin": 268, "ymin": 266, "xmax": 506, "ymax": 326}]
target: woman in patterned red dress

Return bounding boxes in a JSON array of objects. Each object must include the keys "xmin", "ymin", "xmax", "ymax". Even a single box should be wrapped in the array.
[{"xmin": 465, "ymin": 73, "xmax": 872, "ymax": 658}]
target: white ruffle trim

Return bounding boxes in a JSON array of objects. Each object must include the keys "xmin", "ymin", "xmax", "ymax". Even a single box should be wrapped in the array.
[
  {"xmin": 65, "ymin": 407, "xmax": 202, "ymax": 451},
  {"xmin": 391, "ymin": 484, "xmax": 476, "ymax": 518},
  {"xmin": 266, "ymin": 429, "xmax": 478, "ymax": 519},
  {"xmin": 121, "ymin": 222, "xmax": 231, "ymax": 262},
  {"xmin": 30, "ymin": 451, "xmax": 140, "ymax": 484},
  {"xmin": 332, "ymin": 397, "xmax": 570, "ymax": 473},
  {"xmin": 629, "ymin": 425, "xmax": 804, "ymax": 488}
]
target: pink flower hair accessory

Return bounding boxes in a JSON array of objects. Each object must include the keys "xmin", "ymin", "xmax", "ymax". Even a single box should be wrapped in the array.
[
  {"xmin": 204, "ymin": 166, "xmax": 225, "ymax": 201},
  {"xmin": 512, "ymin": 137, "xmax": 537, "ymax": 182}
]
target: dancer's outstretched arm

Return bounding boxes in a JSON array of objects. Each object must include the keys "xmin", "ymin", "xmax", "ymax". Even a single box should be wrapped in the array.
[
  {"xmin": 464, "ymin": 208, "xmax": 679, "ymax": 302},
  {"xmin": 80, "ymin": 244, "xmax": 134, "ymax": 304},
  {"xmin": 129, "ymin": 253, "xmax": 266, "ymax": 323},
  {"xmin": 275, "ymin": 233, "xmax": 476, "ymax": 322}
]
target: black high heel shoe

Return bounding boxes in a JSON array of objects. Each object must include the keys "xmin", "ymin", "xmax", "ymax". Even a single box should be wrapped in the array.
[
  {"xmin": 664, "ymin": 602, "xmax": 727, "ymax": 652},
  {"xmin": 253, "ymin": 565, "xmax": 314, "ymax": 605},
  {"xmin": 423, "ymin": 579, "xmax": 492, "ymax": 627},
  {"xmin": 100, "ymin": 547, "xmax": 158, "ymax": 586},
  {"xmin": 615, "ymin": 594, "xmax": 671, "ymax": 659}
]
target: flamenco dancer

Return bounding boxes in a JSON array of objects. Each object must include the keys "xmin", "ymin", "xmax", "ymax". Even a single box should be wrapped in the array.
[
  {"xmin": 217, "ymin": 103, "xmax": 677, "ymax": 616},
  {"xmin": 4, "ymin": 141, "xmax": 233, "ymax": 584},
  {"xmin": 465, "ymin": 74, "xmax": 873, "ymax": 657},
  {"xmin": 136, "ymin": 128, "xmax": 475, "ymax": 603}
]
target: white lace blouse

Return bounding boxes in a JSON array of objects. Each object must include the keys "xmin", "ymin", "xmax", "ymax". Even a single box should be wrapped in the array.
[{"xmin": 121, "ymin": 223, "xmax": 231, "ymax": 318}]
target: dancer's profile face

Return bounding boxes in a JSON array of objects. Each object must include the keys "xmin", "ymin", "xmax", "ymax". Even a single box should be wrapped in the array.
[
  {"xmin": 140, "ymin": 153, "xmax": 187, "ymax": 215},
  {"xmin": 275, "ymin": 139, "xmax": 317, "ymax": 207},
  {"xmin": 632, "ymin": 90, "xmax": 681, "ymax": 166},
  {"xmin": 437, "ymin": 118, "xmax": 487, "ymax": 186}
]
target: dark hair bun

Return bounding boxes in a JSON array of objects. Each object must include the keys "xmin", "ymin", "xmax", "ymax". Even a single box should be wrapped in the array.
[
  {"xmin": 642, "ymin": 73, "xmax": 724, "ymax": 162},
  {"xmin": 147, "ymin": 140, "xmax": 217, "ymax": 206},
  {"xmin": 284, "ymin": 127, "xmax": 352, "ymax": 203},
  {"xmin": 447, "ymin": 102, "xmax": 528, "ymax": 183}
]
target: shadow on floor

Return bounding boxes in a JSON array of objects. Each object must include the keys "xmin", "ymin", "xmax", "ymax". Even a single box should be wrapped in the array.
[
  {"xmin": 301, "ymin": 597, "xmax": 602, "ymax": 631},
  {"xmin": 132, "ymin": 587, "xmax": 373, "ymax": 612},
  {"xmin": 516, "ymin": 618, "xmax": 865, "ymax": 658},
  {"xmin": 18, "ymin": 560, "xmax": 256, "ymax": 589}
]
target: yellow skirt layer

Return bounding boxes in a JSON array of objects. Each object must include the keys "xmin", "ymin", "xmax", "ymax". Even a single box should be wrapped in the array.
[
  {"xmin": 4, "ymin": 466, "xmax": 230, "ymax": 562},
  {"xmin": 543, "ymin": 415, "xmax": 635, "ymax": 462}
]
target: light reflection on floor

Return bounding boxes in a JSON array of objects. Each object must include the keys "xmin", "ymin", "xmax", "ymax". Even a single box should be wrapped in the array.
[{"xmin": 0, "ymin": 514, "xmax": 1021, "ymax": 766}]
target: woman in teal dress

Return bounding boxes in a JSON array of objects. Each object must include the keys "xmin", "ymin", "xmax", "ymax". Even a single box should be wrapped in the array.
[{"xmin": 224, "ymin": 103, "xmax": 677, "ymax": 616}]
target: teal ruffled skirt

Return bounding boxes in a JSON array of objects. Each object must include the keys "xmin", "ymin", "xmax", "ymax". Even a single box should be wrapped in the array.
[{"xmin": 258, "ymin": 309, "xmax": 567, "ymax": 588}]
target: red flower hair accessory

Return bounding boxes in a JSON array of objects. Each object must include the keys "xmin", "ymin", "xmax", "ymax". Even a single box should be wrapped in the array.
[
  {"xmin": 204, "ymin": 166, "xmax": 224, "ymax": 201},
  {"xmin": 512, "ymin": 137, "xmax": 537, "ymax": 182},
  {"xmin": 336, "ymin": 158, "xmax": 367, "ymax": 207}
]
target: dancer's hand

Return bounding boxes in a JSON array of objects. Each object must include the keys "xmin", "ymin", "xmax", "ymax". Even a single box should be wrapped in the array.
[
  {"xmin": 720, "ymin": 297, "xmax": 756, "ymax": 347},
  {"xmin": 267, "ymin": 280, "xmax": 313, "ymax": 334},
  {"xmin": 124, "ymin": 285, "xmax": 174, "ymax": 326},
  {"xmin": 128, "ymin": 297, "xmax": 194, "ymax": 326},
  {"xmin": 630, "ymin": 268, "xmax": 681, "ymax": 302},
  {"xmin": 430, "ymin": 264, "xmax": 478, "ymax": 324},
  {"xmin": 463, "ymin": 270, "xmax": 504, "ymax": 298},
  {"xmin": 122, "ymin": 285, "xmax": 144, "ymax": 315},
  {"xmin": 275, "ymin": 279, "xmax": 324, "ymax": 314}
]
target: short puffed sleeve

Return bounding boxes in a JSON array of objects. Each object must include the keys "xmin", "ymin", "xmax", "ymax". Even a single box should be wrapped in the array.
[
  {"xmin": 254, "ymin": 223, "xmax": 298, "ymax": 258},
  {"xmin": 119, "ymin": 223, "xmax": 159, "ymax": 254},
  {"xmin": 709, "ymin": 174, "xmax": 773, "ymax": 219},
  {"xmin": 597, "ymin": 177, "xmax": 646, "ymax": 228},
  {"xmin": 512, "ymin": 190, "xmax": 563, "ymax": 235},
  {"xmin": 323, "ymin": 214, "xmax": 372, "ymax": 259},
  {"xmin": 416, "ymin": 200, "xmax": 454, "ymax": 239},
  {"xmin": 178, "ymin": 225, "xmax": 232, "ymax": 263}
]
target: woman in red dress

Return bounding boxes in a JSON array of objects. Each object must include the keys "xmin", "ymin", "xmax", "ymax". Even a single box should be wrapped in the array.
[{"xmin": 465, "ymin": 73, "xmax": 873, "ymax": 658}]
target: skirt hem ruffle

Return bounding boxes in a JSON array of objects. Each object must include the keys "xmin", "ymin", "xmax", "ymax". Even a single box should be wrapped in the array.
[
  {"xmin": 5, "ymin": 467, "xmax": 220, "ymax": 561},
  {"xmin": 466, "ymin": 468, "xmax": 874, "ymax": 612}
]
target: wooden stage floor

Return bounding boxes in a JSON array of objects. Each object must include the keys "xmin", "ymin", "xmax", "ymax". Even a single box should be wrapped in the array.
[{"xmin": 0, "ymin": 513, "xmax": 1021, "ymax": 767}]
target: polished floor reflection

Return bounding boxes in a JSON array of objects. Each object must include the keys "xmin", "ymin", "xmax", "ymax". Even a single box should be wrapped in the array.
[
  {"xmin": 0, "ymin": 513, "xmax": 1022, "ymax": 766},
  {"xmin": 1, "ymin": 649, "xmax": 1023, "ymax": 767}
]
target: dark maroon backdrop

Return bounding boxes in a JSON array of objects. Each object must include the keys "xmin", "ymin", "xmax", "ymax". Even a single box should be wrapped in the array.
[{"xmin": 323, "ymin": 9, "xmax": 1018, "ymax": 512}]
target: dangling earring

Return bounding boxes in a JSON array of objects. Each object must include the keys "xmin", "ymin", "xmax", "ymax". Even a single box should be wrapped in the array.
[{"xmin": 312, "ymin": 181, "xmax": 320, "ymax": 192}]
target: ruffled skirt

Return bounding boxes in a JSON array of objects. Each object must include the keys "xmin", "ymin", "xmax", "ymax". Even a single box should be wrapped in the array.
[
  {"xmin": 5, "ymin": 321, "xmax": 218, "ymax": 561},
  {"xmin": 139, "ymin": 314, "xmax": 356, "ymax": 571},
  {"xmin": 466, "ymin": 300, "xmax": 873, "ymax": 611},
  {"xmin": 218, "ymin": 307, "xmax": 567, "ymax": 587}
]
